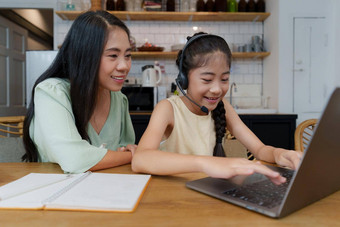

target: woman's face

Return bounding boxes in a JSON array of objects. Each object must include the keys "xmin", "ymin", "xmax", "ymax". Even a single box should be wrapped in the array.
[
  {"xmin": 98, "ymin": 27, "xmax": 131, "ymax": 92},
  {"xmin": 185, "ymin": 52, "xmax": 230, "ymax": 115}
]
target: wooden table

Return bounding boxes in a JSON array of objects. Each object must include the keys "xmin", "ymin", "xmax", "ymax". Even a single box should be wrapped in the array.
[{"xmin": 0, "ymin": 163, "xmax": 339, "ymax": 226}]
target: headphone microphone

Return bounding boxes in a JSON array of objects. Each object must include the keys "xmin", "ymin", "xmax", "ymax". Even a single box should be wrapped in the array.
[{"xmin": 175, "ymin": 78, "xmax": 209, "ymax": 114}]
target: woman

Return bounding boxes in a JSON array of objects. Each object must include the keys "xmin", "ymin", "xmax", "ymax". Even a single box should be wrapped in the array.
[{"xmin": 23, "ymin": 11, "xmax": 136, "ymax": 173}]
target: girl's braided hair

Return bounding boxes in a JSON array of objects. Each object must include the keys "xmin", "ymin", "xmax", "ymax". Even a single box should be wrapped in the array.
[{"xmin": 212, "ymin": 101, "xmax": 227, "ymax": 157}]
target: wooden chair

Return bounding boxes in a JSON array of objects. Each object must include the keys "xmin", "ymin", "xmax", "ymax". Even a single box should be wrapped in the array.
[
  {"xmin": 225, "ymin": 130, "xmax": 254, "ymax": 160},
  {"xmin": 0, "ymin": 116, "xmax": 25, "ymax": 138},
  {"xmin": 294, "ymin": 119, "xmax": 318, "ymax": 152}
]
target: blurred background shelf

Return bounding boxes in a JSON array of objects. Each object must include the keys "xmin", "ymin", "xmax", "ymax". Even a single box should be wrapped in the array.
[
  {"xmin": 55, "ymin": 11, "xmax": 270, "ymax": 22},
  {"xmin": 131, "ymin": 51, "xmax": 270, "ymax": 59}
]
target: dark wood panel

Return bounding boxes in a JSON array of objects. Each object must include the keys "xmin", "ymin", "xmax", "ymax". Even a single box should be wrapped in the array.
[{"xmin": 130, "ymin": 113, "xmax": 298, "ymax": 149}]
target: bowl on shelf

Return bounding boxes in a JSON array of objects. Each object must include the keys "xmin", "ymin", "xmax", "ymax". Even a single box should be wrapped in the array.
[{"xmin": 137, "ymin": 46, "xmax": 164, "ymax": 52}]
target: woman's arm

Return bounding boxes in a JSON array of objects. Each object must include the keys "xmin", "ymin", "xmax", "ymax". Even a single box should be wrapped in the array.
[
  {"xmin": 90, "ymin": 144, "xmax": 137, "ymax": 171},
  {"xmin": 89, "ymin": 150, "xmax": 132, "ymax": 171},
  {"xmin": 223, "ymin": 99, "xmax": 302, "ymax": 169}
]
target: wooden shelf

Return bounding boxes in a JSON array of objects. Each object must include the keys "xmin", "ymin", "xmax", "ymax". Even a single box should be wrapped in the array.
[
  {"xmin": 56, "ymin": 11, "xmax": 270, "ymax": 22},
  {"xmin": 131, "ymin": 51, "xmax": 270, "ymax": 59},
  {"xmin": 132, "ymin": 51, "xmax": 178, "ymax": 59},
  {"xmin": 232, "ymin": 52, "xmax": 270, "ymax": 58}
]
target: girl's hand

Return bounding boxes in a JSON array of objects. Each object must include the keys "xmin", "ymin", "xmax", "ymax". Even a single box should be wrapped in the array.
[
  {"xmin": 273, "ymin": 148, "xmax": 303, "ymax": 170},
  {"xmin": 199, "ymin": 157, "xmax": 286, "ymax": 185}
]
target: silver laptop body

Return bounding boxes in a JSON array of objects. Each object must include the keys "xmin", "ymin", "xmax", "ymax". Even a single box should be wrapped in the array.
[{"xmin": 186, "ymin": 87, "xmax": 340, "ymax": 218}]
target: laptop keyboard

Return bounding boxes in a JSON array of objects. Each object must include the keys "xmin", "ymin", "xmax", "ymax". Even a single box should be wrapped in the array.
[{"xmin": 223, "ymin": 169, "xmax": 294, "ymax": 209}]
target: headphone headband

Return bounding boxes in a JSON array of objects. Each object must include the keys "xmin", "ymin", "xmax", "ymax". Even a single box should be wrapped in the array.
[
  {"xmin": 177, "ymin": 34, "xmax": 224, "ymax": 89},
  {"xmin": 179, "ymin": 34, "xmax": 222, "ymax": 74}
]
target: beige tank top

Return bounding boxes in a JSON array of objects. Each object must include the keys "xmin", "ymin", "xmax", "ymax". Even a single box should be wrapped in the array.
[{"xmin": 159, "ymin": 96, "xmax": 216, "ymax": 156}]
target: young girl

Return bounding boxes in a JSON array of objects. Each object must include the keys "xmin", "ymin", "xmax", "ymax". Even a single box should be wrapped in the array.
[
  {"xmin": 132, "ymin": 33, "xmax": 302, "ymax": 184},
  {"xmin": 23, "ymin": 11, "xmax": 136, "ymax": 173}
]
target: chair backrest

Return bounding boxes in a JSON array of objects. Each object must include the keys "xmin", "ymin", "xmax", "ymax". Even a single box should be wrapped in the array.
[
  {"xmin": 0, "ymin": 116, "xmax": 25, "ymax": 138},
  {"xmin": 225, "ymin": 130, "xmax": 252, "ymax": 160},
  {"xmin": 294, "ymin": 119, "xmax": 318, "ymax": 152},
  {"xmin": 0, "ymin": 137, "xmax": 25, "ymax": 162}
]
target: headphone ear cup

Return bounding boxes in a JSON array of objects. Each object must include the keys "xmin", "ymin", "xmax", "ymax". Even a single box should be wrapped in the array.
[{"xmin": 177, "ymin": 72, "xmax": 188, "ymax": 90}]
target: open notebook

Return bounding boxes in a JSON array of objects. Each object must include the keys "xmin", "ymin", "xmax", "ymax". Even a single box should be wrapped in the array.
[{"xmin": 0, "ymin": 172, "xmax": 151, "ymax": 212}]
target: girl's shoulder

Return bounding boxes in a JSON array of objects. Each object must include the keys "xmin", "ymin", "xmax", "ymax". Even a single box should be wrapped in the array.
[
  {"xmin": 152, "ymin": 97, "xmax": 175, "ymax": 121},
  {"xmin": 154, "ymin": 97, "xmax": 174, "ymax": 112}
]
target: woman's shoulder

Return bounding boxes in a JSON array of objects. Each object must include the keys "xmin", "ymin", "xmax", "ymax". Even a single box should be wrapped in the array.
[
  {"xmin": 111, "ymin": 91, "xmax": 129, "ymax": 105},
  {"xmin": 111, "ymin": 90, "xmax": 125, "ymax": 98},
  {"xmin": 35, "ymin": 78, "xmax": 71, "ymax": 102},
  {"xmin": 36, "ymin": 78, "xmax": 70, "ymax": 92}
]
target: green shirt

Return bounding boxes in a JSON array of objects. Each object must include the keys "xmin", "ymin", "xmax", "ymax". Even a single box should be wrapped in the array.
[{"xmin": 30, "ymin": 78, "xmax": 135, "ymax": 173}]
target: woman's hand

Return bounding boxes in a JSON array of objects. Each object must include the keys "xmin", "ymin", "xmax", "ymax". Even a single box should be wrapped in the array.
[
  {"xmin": 117, "ymin": 144, "xmax": 137, "ymax": 155},
  {"xmin": 199, "ymin": 157, "xmax": 286, "ymax": 185},
  {"xmin": 273, "ymin": 148, "xmax": 303, "ymax": 170}
]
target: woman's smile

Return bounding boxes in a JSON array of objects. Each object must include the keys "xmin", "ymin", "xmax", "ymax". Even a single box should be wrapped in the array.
[{"xmin": 111, "ymin": 75, "xmax": 126, "ymax": 83}]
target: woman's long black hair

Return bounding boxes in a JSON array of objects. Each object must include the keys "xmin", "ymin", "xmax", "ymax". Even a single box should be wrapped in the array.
[
  {"xmin": 176, "ymin": 32, "xmax": 232, "ymax": 157},
  {"xmin": 22, "ymin": 11, "xmax": 130, "ymax": 162}
]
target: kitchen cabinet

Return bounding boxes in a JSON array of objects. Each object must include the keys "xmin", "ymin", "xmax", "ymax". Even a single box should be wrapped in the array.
[
  {"xmin": 239, "ymin": 114, "xmax": 297, "ymax": 150},
  {"xmin": 55, "ymin": 11, "xmax": 271, "ymax": 59},
  {"xmin": 129, "ymin": 112, "xmax": 152, "ymax": 144},
  {"xmin": 130, "ymin": 113, "xmax": 297, "ymax": 150}
]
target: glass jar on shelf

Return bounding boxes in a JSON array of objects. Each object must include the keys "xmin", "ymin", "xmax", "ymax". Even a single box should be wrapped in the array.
[
  {"xmin": 116, "ymin": 0, "xmax": 125, "ymax": 10},
  {"xmin": 106, "ymin": 0, "xmax": 115, "ymax": 10},
  {"xmin": 181, "ymin": 0, "xmax": 190, "ymax": 12},
  {"xmin": 205, "ymin": 0, "xmax": 214, "ymax": 12},
  {"xmin": 167, "ymin": 0, "xmax": 175, "ymax": 11},
  {"xmin": 196, "ymin": 0, "xmax": 205, "ymax": 12},
  {"xmin": 214, "ymin": 0, "xmax": 227, "ymax": 12},
  {"xmin": 238, "ymin": 0, "xmax": 247, "ymax": 12},
  {"xmin": 125, "ymin": 0, "xmax": 134, "ymax": 11},
  {"xmin": 227, "ymin": 0, "xmax": 238, "ymax": 12},
  {"xmin": 256, "ymin": 0, "xmax": 266, "ymax": 12},
  {"xmin": 134, "ymin": 0, "xmax": 143, "ymax": 11},
  {"xmin": 246, "ymin": 0, "xmax": 256, "ymax": 12},
  {"xmin": 189, "ymin": 0, "xmax": 196, "ymax": 12}
]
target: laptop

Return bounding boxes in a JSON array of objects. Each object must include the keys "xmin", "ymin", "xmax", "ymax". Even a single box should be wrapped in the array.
[{"xmin": 186, "ymin": 87, "xmax": 340, "ymax": 218}]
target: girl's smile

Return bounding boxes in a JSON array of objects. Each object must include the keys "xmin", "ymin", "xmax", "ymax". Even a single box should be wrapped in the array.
[{"xmin": 204, "ymin": 96, "xmax": 220, "ymax": 104}]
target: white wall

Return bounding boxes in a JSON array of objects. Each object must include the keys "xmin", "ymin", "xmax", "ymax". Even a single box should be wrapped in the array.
[
  {"xmin": 331, "ymin": 0, "xmax": 340, "ymax": 86},
  {"xmin": 264, "ymin": 0, "xmax": 339, "ymax": 114},
  {"xmin": 263, "ymin": 0, "xmax": 279, "ymax": 110}
]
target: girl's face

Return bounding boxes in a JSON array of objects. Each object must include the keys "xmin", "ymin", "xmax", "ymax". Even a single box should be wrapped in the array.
[
  {"xmin": 185, "ymin": 52, "xmax": 230, "ymax": 115},
  {"xmin": 98, "ymin": 28, "xmax": 131, "ymax": 92}
]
